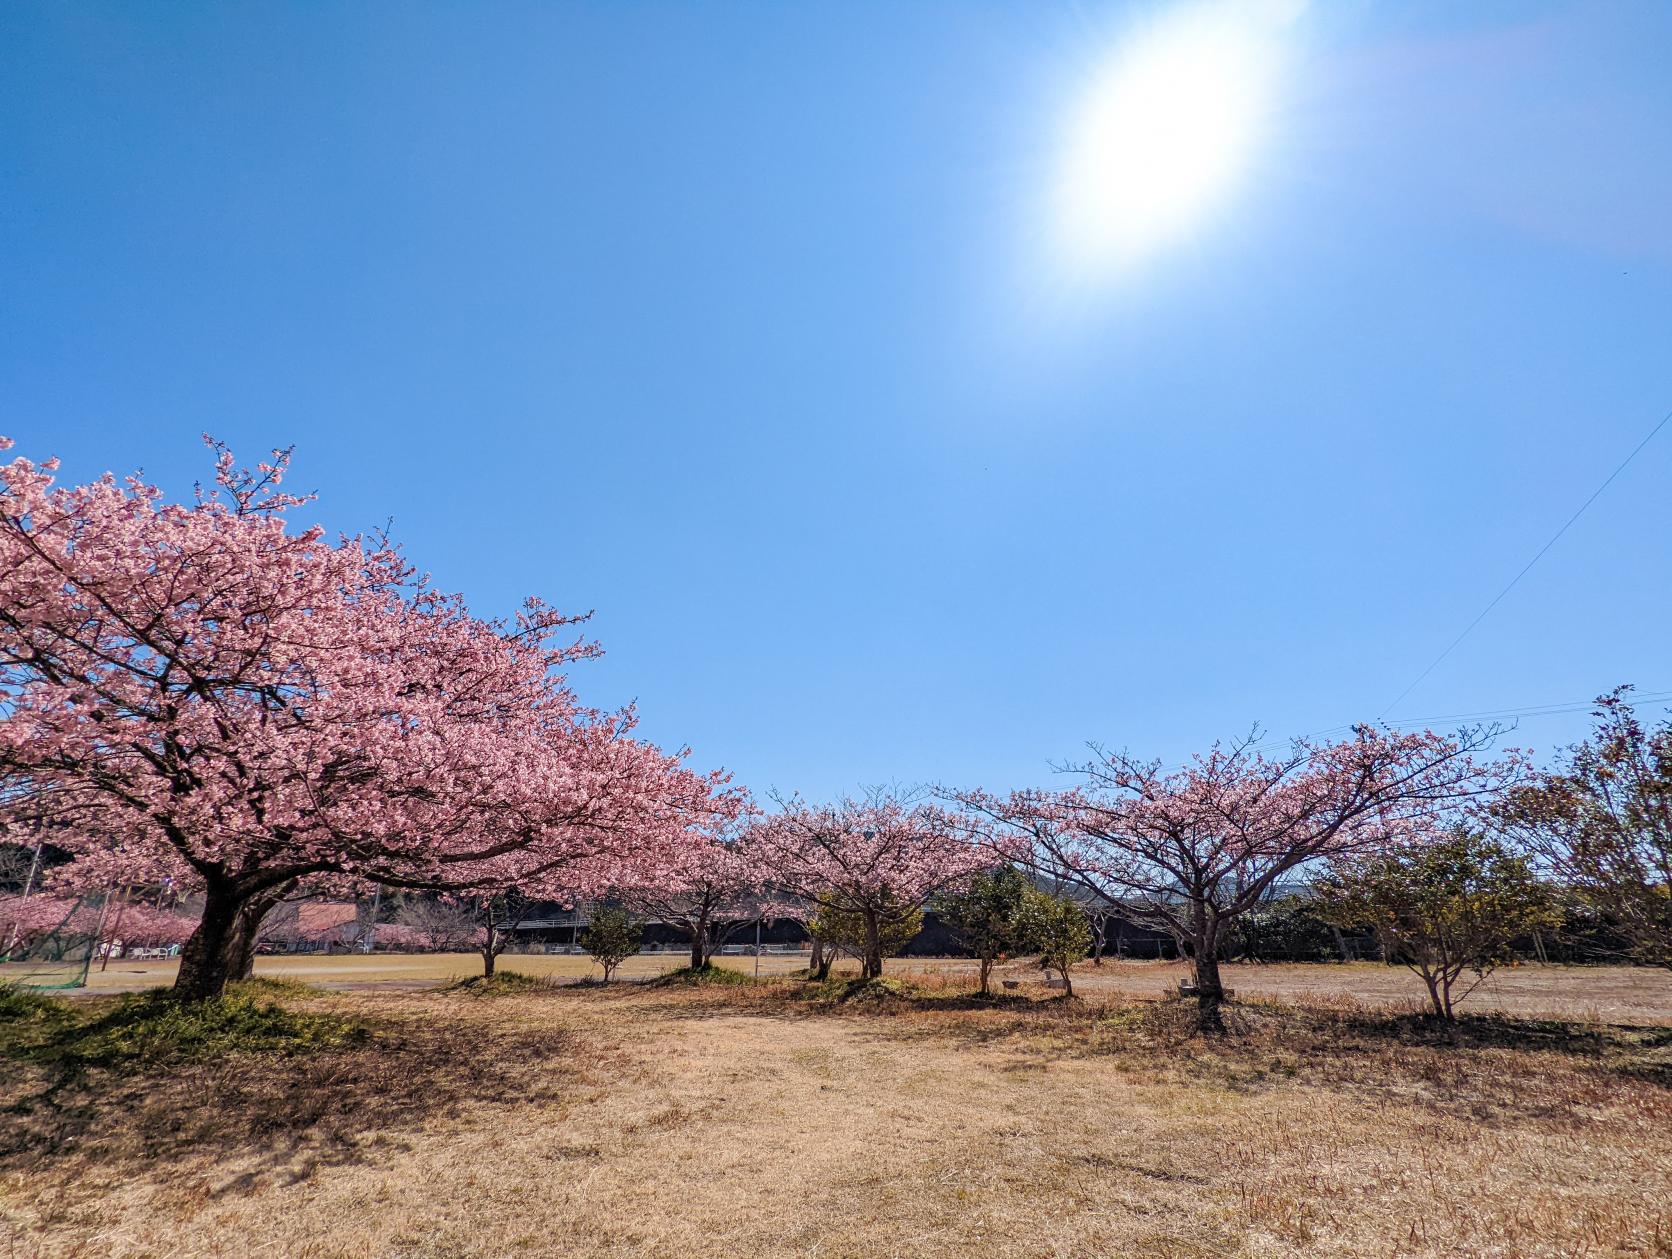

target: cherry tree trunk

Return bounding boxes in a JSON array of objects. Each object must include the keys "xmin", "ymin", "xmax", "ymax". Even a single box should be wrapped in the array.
[
  {"xmin": 1192, "ymin": 944, "xmax": 1227, "ymax": 1031},
  {"xmin": 482, "ymin": 921, "xmax": 498, "ymax": 978},
  {"xmin": 861, "ymin": 910, "xmax": 883, "ymax": 980},
  {"xmin": 228, "ymin": 914, "xmax": 259, "ymax": 983},
  {"xmin": 174, "ymin": 880, "xmax": 290, "ymax": 1000},
  {"xmin": 690, "ymin": 918, "xmax": 711, "ymax": 970}
]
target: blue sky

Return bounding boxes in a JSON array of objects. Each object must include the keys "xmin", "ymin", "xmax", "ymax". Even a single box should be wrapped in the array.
[{"xmin": 3, "ymin": 1, "xmax": 1669, "ymax": 798}]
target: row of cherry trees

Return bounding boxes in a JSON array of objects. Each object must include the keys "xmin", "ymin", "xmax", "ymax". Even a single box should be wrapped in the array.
[
  {"xmin": 604, "ymin": 719, "xmax": 1519, "ymax": 1014},
  {"xmin": 0, "ymin": 434, "xmax": 1542, "ymax": 1018}
]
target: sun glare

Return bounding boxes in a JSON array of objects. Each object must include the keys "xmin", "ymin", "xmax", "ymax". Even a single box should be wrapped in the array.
[{"xmin": 1055, "ymin": 7, "xmax": 1282, "ymax": 273}]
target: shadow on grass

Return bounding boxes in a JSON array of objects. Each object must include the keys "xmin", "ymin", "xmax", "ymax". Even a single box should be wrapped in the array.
[
  {"xmin": 582, "ymin": 974, "xmax": 1672, "ymax": 1122},
  {"xmin": 597, "ymin": 971, "xmax": 1064, "ymax": 1028},
  {"xmin": 0, "ymin": 980, "xmax": 588, "ymax": 1189},
  {"xmin": 901, "ymin": 991, "xmax": 1672, "ymax": 1115}
]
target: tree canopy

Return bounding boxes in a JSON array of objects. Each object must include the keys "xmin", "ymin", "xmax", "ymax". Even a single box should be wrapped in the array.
[{"xmin": 0, "ymin": 437, "xmax": 737, "ymax": 997}]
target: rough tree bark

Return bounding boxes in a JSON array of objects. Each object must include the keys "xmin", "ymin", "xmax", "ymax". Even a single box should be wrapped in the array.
[
  {"xmin": 809, "ymin": 936, "xmax": 832, "ymax": 980},
  {"xmin": 688, "ymin": 911, "xmax": 712, "ymax": 969},
  {"xmin": 481, "ymin": 917, "xmax": 499, "ymax": 979},
  {"xmin": 861, "ymin": 910, "xmax": 883, "ymax": 980},
  {"xmin": 175, "ymin": 878, "xmax": 296, "ymax": 1000},
  {"xmin": 1190, "ymin": 935, "xmax": 1227, "ymax": 1031}
]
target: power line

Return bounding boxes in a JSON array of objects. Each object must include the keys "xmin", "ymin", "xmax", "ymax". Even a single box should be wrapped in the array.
[
  {"xmin": 1318, "ymin": 689, "xmax": 1672, "ymax": 743},
  {"xmin": 1275, "ymin": 688, "xmax": 1672, "ymax": 753},
  {"xmin": 1151, "ymin": 688, "xmax": 1672, "ymax": 774},
  {"xmin": 1378, "ymin": 404, "xmax": 1672, "ymax": 719},
  {"xmin": 1383, "ymin": 690, "xmax": 1672, "ymax": 727}
]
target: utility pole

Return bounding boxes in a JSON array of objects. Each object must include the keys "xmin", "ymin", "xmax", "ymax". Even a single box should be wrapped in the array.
[
  {"xmin": 99, "ymin": 883, "xmax": 133, "ymax": 972},
  {"xmin": 754, "ymin": 916, "xmax": 762, "ymax": 978},
  {"xmin": 79, "ymin": 883, "xmax": 118, "ymax": 989},
  {"xmin": 2, "ymin": 834, "xmax": 44, "ymax": 960},
  {"xmin": 362, "ymin": 885, "xmax": 383, "ymax": 953},
  {"xmin": 19, "ymin": 837, "xmax": 43, "ymax": 902}
]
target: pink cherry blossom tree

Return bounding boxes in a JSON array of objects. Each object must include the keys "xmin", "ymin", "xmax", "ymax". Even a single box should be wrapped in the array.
[
  {"xmin": 750, "ymin": 788, "xmax": 994, "ymax": 979},
  {"xmin": 0, "ymin": 436, "xmax": 736, "ymax": 999},
  {"xmin": 617, "ymin": 820, "xmax": 765, "ymax": 970},
  {"xmin": 444, "ymin": 889, "xmax": 542, "ymax": 980},
  {"xmin": 101, "ymin": 897, "xmax": 200, "ymax": 953},
  {"xmin": 0, "ymin": 892, "xmax": 101, "ymax": 959},
  {"xmin": 957, "ymin": 726, "xmax": 1521, "ymax": 1025}
]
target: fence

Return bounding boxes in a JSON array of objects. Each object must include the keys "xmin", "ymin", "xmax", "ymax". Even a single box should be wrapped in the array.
[{"xmin": 0, "ymin": 886, "xmax": 117, "ymax": 990}]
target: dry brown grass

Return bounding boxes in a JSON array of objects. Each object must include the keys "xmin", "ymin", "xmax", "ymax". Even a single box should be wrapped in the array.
[
  {"xmin": 22, "ymin": 952, "xmax": 1672, "ymax": 1025},
  {"xmin": 3, "ymin": 969, "xmax": 1670, "ymax": 1258},
  {"xmin": 1016, "ymin": 957, "xmax": 1672, "ymax": 1025}
]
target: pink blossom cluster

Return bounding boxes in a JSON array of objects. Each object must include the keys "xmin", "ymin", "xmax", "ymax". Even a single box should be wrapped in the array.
[
  {"xmin": 0, "ymin": 893, "xmax": 198, "ymax": 951},
  {"xmin": 955, "ymin": 726, "xmax": 1523, "ymax": 944},
  {"xmin": 746, "ymin": 789, "xmax": 994, "ymax": 920}
]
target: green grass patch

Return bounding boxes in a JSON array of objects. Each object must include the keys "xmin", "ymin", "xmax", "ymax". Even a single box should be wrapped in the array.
[
  {"xmin": 652, "ymin": 964, "xmax": 754, "ymax": 988},
  {"xmin": 0, "ymin": 981, "xmax": 77, "ymax": 1031},
  {"xmin": 441, "ymin": 970, "xmax": 562, "ymax": 995},
  {"xmin": 0, "ymin": 985, "xmax": 367, "ymax": 1080},
  {"xmin": 787, "ymin": 976, "xmax": 919, "ymax": 1006},
  {"xmin": 837, "ymin": 977, "xmax": 913, "ymax": 1004},
  {"xmin": 228, "ymin": 976, "xmax": 321, "ymax": 999}
]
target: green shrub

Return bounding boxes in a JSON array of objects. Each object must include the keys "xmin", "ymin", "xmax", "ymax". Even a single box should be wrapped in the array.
[
  {"xmin": 936, "ymin": 866, "xmax": 1037, "ymax": 995},
  {"xmin": 1317, "ymin": 830, "xmax": 1561, "ymax": 1021},
  {"xmin": 1025, "ymin": 890, "xmax": 1093, "ymax": 997},
  {"xmin": 580, "ymin": 906, "xmax": 642, "ymax": 982},
  {"xmin": 837, "ymin": 976, "xmax": 910, "ymax": 1002},
  {"xmin": 807, "ymin": 900, "xmax": 923, "ymax": 974}
]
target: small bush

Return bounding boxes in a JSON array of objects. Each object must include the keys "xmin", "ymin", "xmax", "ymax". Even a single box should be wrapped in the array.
[
  {"xmin": 580, "ymin": 906, "xmax": 642, "ymax": 982},
  {"xmin": 825, "ymin": 977, "xmax": 912, "ymax": 1005},
  {"xmin": 845, "ymin": 976, "xmax": 909, "ymax": 1000}
]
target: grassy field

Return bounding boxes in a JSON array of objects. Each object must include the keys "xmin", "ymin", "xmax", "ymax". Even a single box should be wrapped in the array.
[
  {"xmin": 15, "ymin": 951, "xmax": 1672, "ymax": 1023},
  {"xmin": 3, "ymin": 962, "xmax": 1670, "ymax": 1257}
]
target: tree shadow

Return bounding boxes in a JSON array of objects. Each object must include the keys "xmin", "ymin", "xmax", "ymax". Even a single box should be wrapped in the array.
[
  {"xmin": 871, "ymin": 990, "xmax": 1672, "ymax": 1118},
  {"xmin": 0, "ymin": 983, "xmax": 592, "ymax": 1191},
  {"xmin": 584, "ymin": 971, "xmax": 1078, "ymax": 1039},
  {"xmin": 594, "ymin": 976, "xmax": 1672, "ymax": 1126}
]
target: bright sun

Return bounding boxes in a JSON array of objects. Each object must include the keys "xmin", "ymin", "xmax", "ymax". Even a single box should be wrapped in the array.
[{"xmin": 1055, "ymin": 7, "xmax": 1282, "ymax": 271}]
